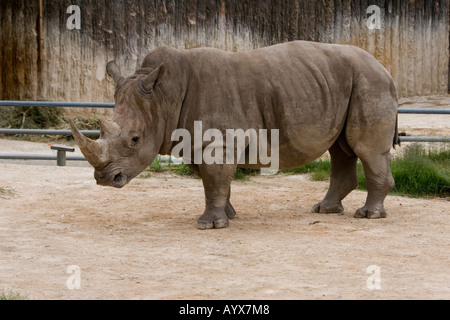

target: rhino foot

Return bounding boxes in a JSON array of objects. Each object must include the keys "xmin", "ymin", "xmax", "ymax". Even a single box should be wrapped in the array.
[
  {"xmin": 311, "ymin": 201, "xmax": 344, "ymax": 214},
  {"xmin": 197, "ymin": 210, "xmax": 229, "ymax": 230},
  {"xmin": 354, "ymin": 207, "xmax": 387, "ymax": 219}
]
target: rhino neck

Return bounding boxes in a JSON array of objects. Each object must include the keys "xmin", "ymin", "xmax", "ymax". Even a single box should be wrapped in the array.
[
  {"xmin": 153, "ymin": 54, "xmax": 190, "ymax": 156},
  {"xmin": 139, "ymin": 47, "xmax": 191, "ymax": 156},
  {"xmin": 151, "ymin": 84, "xmax": 184, "ymax": 156}
]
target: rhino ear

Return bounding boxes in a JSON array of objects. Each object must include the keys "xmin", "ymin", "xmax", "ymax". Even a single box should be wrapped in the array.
[
  {"xmin": 138, "ymin": 64, "xmax": 163, "ymax": 94},
  {"xmin": 106, "ymin": 61, "xmax": 124, "ymax": 84}
]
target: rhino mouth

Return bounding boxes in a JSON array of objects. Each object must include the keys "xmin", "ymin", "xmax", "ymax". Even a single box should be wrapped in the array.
[
  {"xmin": 112, "ymin": 172, "xmax": 128, "ymax": 188},
  {"xmin": 95, "ymin": 169, "xmax": 128, "ymax": 188}
]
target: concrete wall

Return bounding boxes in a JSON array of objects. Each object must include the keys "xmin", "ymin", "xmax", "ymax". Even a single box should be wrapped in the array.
[{"xmin": 0, "ymin": 0, "xmax": 448, "ymax": 103}]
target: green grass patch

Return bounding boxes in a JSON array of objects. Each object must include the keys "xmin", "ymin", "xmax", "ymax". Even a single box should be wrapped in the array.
[
  {"xmin": 138, "ymin": 156, "xmax": 166, "ymax": 178},
  {"xmin": 0, "ymin": 289, "xmax": 27, "ymax": 300},
  {"xmin": 173, "ymin": 163, "xmax": 194, "ymax": 176},
  {"xmin": 122, "ymin": 144, "xmax": 450, "ymax": 199},
  {"xmin": 233, "ymin": 168, "xmax": 260, "ymax": 180},
  {"xmin": 0, "ymin": 186, "xmax": 18, "ymax": 199},
  {"xmin": 357, "ymin": 144, "xmax": 450, "ymax": 197},
  {"xmin": 148, "ymin": 155, "xmax": 164, "ymax": 172},
  {"xmin": 139, "ymin": 159, "xmax": 260, "ymax": 181},
  {"xmin": 281, "ymin": 161, "xmax": 331, "ymax": 181},
  {"xmin": 280, "ymin": 144, "xmax": 449, "ymax": 198},
  {"xmin": 304, "ymin": 144, "xmax": 449, "ymax": 198},
  {"xmin": 388, "ymin": 144, "xmax": 449, "ymax": 197},
  {"xmin": 138, "ymin": 158, "xmax": 197, "ymax": 178}
]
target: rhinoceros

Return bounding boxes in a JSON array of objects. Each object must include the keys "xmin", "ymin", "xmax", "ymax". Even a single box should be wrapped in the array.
[{"xmin": 70, "ymin": 40, "xmax": 398, "ymax": 230}]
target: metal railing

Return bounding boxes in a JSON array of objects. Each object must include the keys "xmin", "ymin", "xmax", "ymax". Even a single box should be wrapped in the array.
[
  {"xmin": 0, "ymin": 154, "xmax": 85, "ymax": 161},
  {"xmin": 0, "ymin": 100, "xmax": 449, "ymax": 165},
  {"xmin": 0, "ymin": 100, "xmax": 114, "ymax": 108},
  {"xmin": 397, "ymin": 109, "xmax": 450, "ymax": 114},
  {"xmin": 0, "ymin": 128, "xmax": 100, "ymax": 136}
]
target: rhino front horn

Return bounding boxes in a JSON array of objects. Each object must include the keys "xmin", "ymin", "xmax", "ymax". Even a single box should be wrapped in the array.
[{"xmin": 69, "ymin": 119, "xmax": 106, "ymax": 168}]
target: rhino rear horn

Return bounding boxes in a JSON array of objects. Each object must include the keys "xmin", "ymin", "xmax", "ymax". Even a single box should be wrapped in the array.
[
  {"xmin": 69, "ymin": 119, "xmax": 107, "ymax": 168},
  {"xmin": 106, "ymin": 61, "xmax": 124, "ymax": 84},
  {"xmin": 99, "ymin": 118, "xmax": 121, "ymax": 139}
]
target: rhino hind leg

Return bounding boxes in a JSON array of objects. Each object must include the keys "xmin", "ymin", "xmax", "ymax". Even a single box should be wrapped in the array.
[
  {"xmin": 353, "ymin": 152, "xmax": 394, "ymax": 219},
  {"xmin": 196, "ymin": 163, "xmax": 237, "ymax": 229},
  {"xmin": 312, "ymin": 136, "xmax": 358, "ymax": 214},
  {"xmin": 344, "ymin": 89, "xmax": 397, "ymax": 219}
]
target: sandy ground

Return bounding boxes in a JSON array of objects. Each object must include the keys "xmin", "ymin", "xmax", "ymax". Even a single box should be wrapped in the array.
[
  {"xmin": 0, "ymin": 94, "xmax": 449, "ymax": 300},
  {"xmin": 0, "ymin": 164, "xmax": 449, "ymax": 300}
]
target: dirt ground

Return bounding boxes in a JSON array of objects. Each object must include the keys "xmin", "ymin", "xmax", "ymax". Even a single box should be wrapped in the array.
[
  {"xmin": 0, "ymin": 94, "xmax": 449, "ymax": 300},
  {"xmin": 1, "ymin": 164, "xmax": 449, "ymax": 300}
]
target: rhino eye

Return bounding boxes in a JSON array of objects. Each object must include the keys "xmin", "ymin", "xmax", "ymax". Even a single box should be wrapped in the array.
[{"xmin": 129, "ymin": 136, "xmax": 140, "ymax": 147}]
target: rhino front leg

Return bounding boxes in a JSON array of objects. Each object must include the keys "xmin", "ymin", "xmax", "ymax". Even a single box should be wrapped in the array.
[
  {"xmin": 197, "ymin": 163, "xmax": 237, "ymax": 229},
  {"xmin": 225, "ymin": 187, "xmax": 236, "ymax": 219},
  {"xmin": 187, "ymin": 164, "xmax": 236, "ymax": 220}
]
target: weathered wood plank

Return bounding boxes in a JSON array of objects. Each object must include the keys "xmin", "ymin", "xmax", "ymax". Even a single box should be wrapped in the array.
[
  {"xmin": 390, "ymin": 0, "xmax": 401, "ymax": 89},
  {"xmin": 406, "ymin": 0, "xmax": 416, "ymax": 96},
  {"xmin": 0, "ymin": 0, "xmax": 448, "ymax": 101},
  {"xmin": 430, "ymin": 0, "xmax": 438, "ymax": 94},
  {"xmin": 340, "ymin": 0, "xmax": 351, "ymax": 44},
  {"xmin": 422, "ymin": 0, "xmax": 432, "ymax": 95},
  {"xmin": 397, "ymin": 0, "xmax": 408, "ymax": 96},
  {"xmin": 383, "ymin": 0, "xmax": 393, "ymax": 76},
  {"xmin": 437, "ymin": 0, "xmax": 449, "ymax": 93},
  {"xmin": 349, "ymin": 0, "xmax": 360, "ymax": 47}
]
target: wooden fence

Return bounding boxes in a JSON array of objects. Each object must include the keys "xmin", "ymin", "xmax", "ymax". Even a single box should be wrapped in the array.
[{"xmin": 0, "ymin": 0, "xmax": 448, "ymax": 103}]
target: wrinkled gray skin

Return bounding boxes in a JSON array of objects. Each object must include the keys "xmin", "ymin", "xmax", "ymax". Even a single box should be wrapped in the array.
[{"xmin": 70, "ymin": 40, "xmax": 398, "ymax": 230}]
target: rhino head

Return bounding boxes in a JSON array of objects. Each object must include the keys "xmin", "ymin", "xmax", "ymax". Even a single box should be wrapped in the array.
[{"xmin": 70, "ymin": 61, "xmax": 166, "ymax": 188}]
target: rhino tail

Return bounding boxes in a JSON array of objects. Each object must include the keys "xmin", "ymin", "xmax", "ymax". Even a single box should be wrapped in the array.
[{"xmin": 393, "ymin": 113, "xmax": 400, "ymax": 149}]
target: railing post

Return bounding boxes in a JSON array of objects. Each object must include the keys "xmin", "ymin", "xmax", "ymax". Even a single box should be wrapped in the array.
[
  {"xmin": 56, "ymin": 150, "xmax": 66, "ymax": 166},
  {"xmin": 51, "ymin": 145, "xmax": 75, "ymax": 166}
]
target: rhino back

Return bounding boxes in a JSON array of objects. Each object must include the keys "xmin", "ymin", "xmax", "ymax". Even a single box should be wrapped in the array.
[{"xmin": 177, "ymin": 41, "xmax": 357, "ymax": 165}]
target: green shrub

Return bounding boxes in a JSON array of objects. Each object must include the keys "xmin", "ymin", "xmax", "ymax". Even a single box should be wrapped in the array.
[
  {"xmin": 389, "ymin": 145, "xmax": 449, "ymax": 197},
  {"xmin": 0, "ymin": 107, "xmax": 14, "ymax": 128},
  {"xmin": 69, "ymin": 117, "xmax": 100, "ymax": 131},
  {"xmin": 357, "ymin": 144, "xmax": 449, "ymax": 197},
  {"xmin": 0, "ymin": 106, "xmax": 99, "ymax": 142}
]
